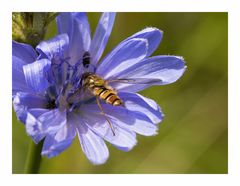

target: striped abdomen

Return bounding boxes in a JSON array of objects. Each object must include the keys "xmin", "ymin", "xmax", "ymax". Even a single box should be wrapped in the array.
[
  {"xmin": 92, "ymin": 86, "xmax": 122, "ymax": 106},
  {"xmin": 83, "ymin": 73, "xmax": 123, "ymax": 106}
]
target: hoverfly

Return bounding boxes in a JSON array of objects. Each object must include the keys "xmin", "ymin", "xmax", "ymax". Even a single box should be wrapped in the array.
[{"xmin": 80, "ymin": 51, "xmax": 161, "ymax": 136}]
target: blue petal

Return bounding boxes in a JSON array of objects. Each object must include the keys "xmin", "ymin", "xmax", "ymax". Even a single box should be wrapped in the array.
[
  {"xmin": 13, "ymin": 92, "xmax": 47, "ymax": 123},
  {"xmin": 25, "ymin": 109, "xmax": 66, "ymax": 143},
  {"xmin": 41, "ymin": 123, "xmax": 76, "ymax": 158},
  {"xmin": 111, "ymin": 55, "xmax": 186, "ymax": 92},
  {"xmin": 90, "ymin": 12, "xmax": 116, "ymax": 65},
  {"xmin": 96, "ymin": 38, "xmax": 148, "ymax": 79},
  {"xmin": 71, "ymin": 13, "xmax": 91, "ymax": 51},
  {"xmin": 56, "ymin": 13, "xmax": 73, "ymax": 37},
  {"xmin": 36, "ymin": 34, "xmax": 69, "ymax": 60},
  {"xmin": 36, "ymin": 35, "xmax": 69, "ymax": 87},
  {"xmin": 23, "ymin": 59, "xmax": 51, "ymax": 93},
  {"xmin": 105, "ymin": 107, "xmax": 158, "ymax": 136},
  {"xmin": 12, "ymin": 56, "xmax": 32, "ymax": 96},
  {"xmin": 36, "ymin": 34, "xmax": 71, "ymax": 88},
  {"xmin": 70, "ymin": 114, "xmax": 109, "ymax": 165},
  {"xmin": 56, "ymin": 13, "xmax": 91, "ymax": 65},
  {"xmin": 80, "ymin": 104, "xmax": 137, "ymax": 151},
  {"xmin": 119, "ymin": 92, "xmax": 163, "ymax": 124},
  {"xmin": 83, "ymin": 103, "xmax": 158, "ymax": 137},
  {"xmin": 12, "ymin": 41, "xmax": 37, "ymax": 64},
  {"xmin": 12, "ymin": 41, "xmax": 37, "ymax": 96},
  {"xmin": 126, "ymin": 27, "xmax": 163, "ymax": 57}
]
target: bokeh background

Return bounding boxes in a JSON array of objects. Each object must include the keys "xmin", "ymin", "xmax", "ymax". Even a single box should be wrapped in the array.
[{"xmin": 12, "ymin": 12, "xmax": 228, "ymax": 174}]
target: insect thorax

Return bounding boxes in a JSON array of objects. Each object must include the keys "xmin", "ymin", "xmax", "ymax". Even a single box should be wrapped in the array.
[{"xmin": 83, "ymin": 73, "xmax": 105, "ymax": 87}]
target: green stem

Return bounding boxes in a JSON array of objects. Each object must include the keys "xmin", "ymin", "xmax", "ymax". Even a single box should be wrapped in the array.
[{"xmin": 24, "ymin": 140, "xmax": 44, "ymax": 174}]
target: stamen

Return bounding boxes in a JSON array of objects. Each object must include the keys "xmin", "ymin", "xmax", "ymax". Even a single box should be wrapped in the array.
[{"xmin": 46, "ymin": 54, "xmax": 98, "ymax": 113}]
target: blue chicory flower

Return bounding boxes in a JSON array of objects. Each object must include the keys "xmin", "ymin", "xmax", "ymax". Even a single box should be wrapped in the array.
[{"xmin": 12, "ymin": 12, "xmax": 186, "ymax": 165}]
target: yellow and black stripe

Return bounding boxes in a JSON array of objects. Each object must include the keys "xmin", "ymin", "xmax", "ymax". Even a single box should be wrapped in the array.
[
  {"xmin": 91, "ymin": 86, "xmax": 122, "ymax": 106},
  {"xmin": 83, "ymin": 73, "xmax": 123, "ymax": 106}
]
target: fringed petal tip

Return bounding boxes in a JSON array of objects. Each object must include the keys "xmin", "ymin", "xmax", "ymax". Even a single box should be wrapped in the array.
[
  {"xmin": 68, "ymin": 114, "xmax": 110, "ymax": 165},
  {"xmin": 114, "ymin": 140, "xmax": 137, "ymax": 152},
  {"xmin": 142, "ymin": 27, "xmax": 164, "ymax": 35},
  {"xmin": 128, "ymin": 27, "xmax": 163, "ymax": 57},
  {"xmin": 36, "ymin": 34, "xmax": 69, "ymax": 60}
]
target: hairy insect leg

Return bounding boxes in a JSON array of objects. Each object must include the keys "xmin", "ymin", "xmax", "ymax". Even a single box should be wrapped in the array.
[{"xmin": 96, "ymin": 97, "xmax": 116, "ymax": 136}]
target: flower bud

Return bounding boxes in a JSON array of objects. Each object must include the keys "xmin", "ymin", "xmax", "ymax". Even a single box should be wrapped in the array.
[{"xmin": 12, "ymin": 12, "xmax": 58, "ymax": 47}]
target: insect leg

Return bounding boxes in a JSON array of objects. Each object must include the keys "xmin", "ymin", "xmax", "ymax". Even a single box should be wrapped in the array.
[{"xmin": 96, "ymin": 96, "xmax": 116, "ymax": 136}]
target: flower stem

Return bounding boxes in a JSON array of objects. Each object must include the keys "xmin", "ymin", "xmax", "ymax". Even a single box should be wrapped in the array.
[{"xmin": 24, "ymin": 140, "xmax": 44, "ymax": 174}]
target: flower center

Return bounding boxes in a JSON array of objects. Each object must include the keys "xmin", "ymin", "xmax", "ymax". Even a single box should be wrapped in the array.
[
  {"xmin": 46, "ymin": 98, "xmax": 57, "ymax": 109},
  {"xmin": 46, "ymin": 53, "xmax": 96, "ymax": 112}
]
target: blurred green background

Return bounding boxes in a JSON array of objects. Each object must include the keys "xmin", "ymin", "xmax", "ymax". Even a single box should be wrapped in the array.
[{"xmin": 12, "ymin": 12, "xmax": 228, "ymax": 174}]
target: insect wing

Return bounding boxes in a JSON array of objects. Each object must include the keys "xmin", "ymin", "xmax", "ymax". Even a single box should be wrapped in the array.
[{"xmin": 107, "ymin": 78, "xmax": 162, "ymax": 85}]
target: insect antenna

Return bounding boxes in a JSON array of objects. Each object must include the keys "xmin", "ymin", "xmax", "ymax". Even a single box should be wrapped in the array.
[{"xmin": 96, "ymin": 97, "xmax": 116, "ymax": 136}]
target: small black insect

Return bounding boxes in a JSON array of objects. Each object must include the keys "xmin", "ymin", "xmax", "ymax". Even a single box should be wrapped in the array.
[{"xmin": 82, "ymin": 51, "xmax": 91, "ymax": 68}]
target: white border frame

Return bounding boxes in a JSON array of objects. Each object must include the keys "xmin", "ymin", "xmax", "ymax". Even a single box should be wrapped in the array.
[{"xmin": 0, "ymin": 0, "xmax": 239, "ymax": 185}]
